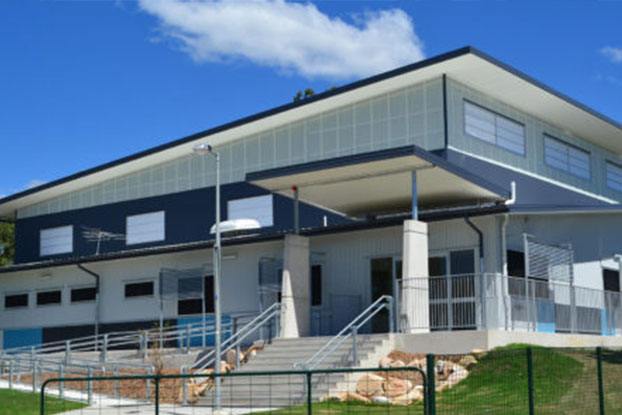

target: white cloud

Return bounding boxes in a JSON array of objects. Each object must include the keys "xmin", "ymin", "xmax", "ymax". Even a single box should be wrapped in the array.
[
  {"xmin": 600, "ymin": 46, "xmax": 622, "ymax": 63},
  {"xmin": 138, "ymin": 0, "xmax": 425, "ymax": 79}
]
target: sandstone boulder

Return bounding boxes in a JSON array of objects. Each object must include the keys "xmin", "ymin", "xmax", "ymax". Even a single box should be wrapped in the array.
[
  {"xmin": 378, "ymin": 356, "xmax": 393, "ymax": 368},
  {"xmin": 356, "ymin": 373, "xmax": 384, "ymax": 397},
  {"xmin": 458, "ymin": 355, "xmax": 477, "ymax": 369},
  {"xmin": 383, "ymin": 377, "xmax": 412, "ymax": 397},
  {"xmin": 389, "ymin": 359, "xmax": 406, "ymax": 368},
  {"xmin": 392, "ymin": 388, "xmax": 424, "ymax": 405}
]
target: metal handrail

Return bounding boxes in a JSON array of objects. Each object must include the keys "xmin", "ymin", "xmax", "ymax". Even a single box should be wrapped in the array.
[
  {"xmin": 193, "ymin": 302, "xmax": 281, "ymax": 372},
  {"xmin": 296, "ymin": 295, "xmax": 393, "ymax": 370}
]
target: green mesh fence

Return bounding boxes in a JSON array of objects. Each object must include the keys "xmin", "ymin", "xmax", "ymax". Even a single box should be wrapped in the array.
[
  {"xmin": 30, "ymin": 346, "xmax": 622, "ymax": 415},
  {"xmin": 38, "ymin": 367, "xmax": 426, "ymax": 415}
]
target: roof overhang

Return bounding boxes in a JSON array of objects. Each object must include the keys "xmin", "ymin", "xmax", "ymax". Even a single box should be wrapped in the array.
[
  {"xmin": 248, "ymin": 146, "xmax": 509, "ymax": 216},
  {"xmin": 1, "ymin": 47, "xmax": 619, "ymax": 219}
]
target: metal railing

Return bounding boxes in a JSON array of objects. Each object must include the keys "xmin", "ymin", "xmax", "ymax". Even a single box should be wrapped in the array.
[
  {"xmin": 192, "ymin": 302, "xmax": 281, "ymax": 372},
  {"xmin": 296, "ymin": 295, "xmax": 394, "ymax": 370},
  {"xmin": 399, "ymin": 273, "xmax": 622, "ymax": 336}
]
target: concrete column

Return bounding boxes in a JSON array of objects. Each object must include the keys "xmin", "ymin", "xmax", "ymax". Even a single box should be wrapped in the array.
[
  {"xmin": 401, "ymin": 220, "xmax": 430, "ymax": 333},
  {"xmin": 280, "ymin": 234, "xmax": 310, "ymax": 338}
]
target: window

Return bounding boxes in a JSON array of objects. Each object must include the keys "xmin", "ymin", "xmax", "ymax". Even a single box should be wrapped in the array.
[
  {"xmin": 37, "ymin": 290, "xmax": 62, "ymax": 306},
  {"xmin": 464, "ymin": 101, "xmax": 525, "ymax": 155},
  {"xmin": 228, "ymin": 195, "xmax": 273, "ymax": 227},
  {"xmin": 71, "ymin": 287, "xmax": 97, "ymax": 303},
  {"xmin": 606, "ymin": 162, "xmax": 622, "ymax": 192},
  {"xmin": 124, "ymin": 281, "xmax": 154, "ymax": 298},
  {"xmin": 311, "ymin": 265, "xmax": 322, "ymax": 306},
  {"xmin": 126, "ymin": 211, "xmax": 165, "ymax": 245},
  {"xmin": 5, "ymin": 293, "xmax": 28, "ymax": 309},
  {"xmin": 544, "ymin": 135, "xmax": 590, "ymax": 179},
  {"xmin": 603, "ymin": 269, "xmax": 620, "ymax": 292},
  {"xmin": 40, "ymin": 225, "xmax": 73, "ymax": 256},
  {"xmin": 177, "ymin": 275, "xmax": 214, "ymax": 315}
]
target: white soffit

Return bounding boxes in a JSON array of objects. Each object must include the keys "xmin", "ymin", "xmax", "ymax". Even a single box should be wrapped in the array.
[
  {"xmin": 1, "ymin": 49, "xmax": 620, "ymax": 217},
  {"xmin": 250, "ymin": 154, "xmax": 504, "ymax": 215}
]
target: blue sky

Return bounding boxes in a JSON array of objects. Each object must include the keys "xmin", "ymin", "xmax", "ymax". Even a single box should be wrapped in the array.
[{"xmin": 0, "ymin": 0, "xmax": 620, "ymax": 197}]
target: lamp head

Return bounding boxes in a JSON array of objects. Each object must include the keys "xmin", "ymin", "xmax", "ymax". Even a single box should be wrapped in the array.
[{"xmin": 193, "ymin": 142, "xmax": 213, "ymax": 155}]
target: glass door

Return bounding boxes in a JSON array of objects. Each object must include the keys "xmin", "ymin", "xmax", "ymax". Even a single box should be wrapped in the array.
[{"xmin": 370, "ymin": 257, "xmax": 394, "ymax": 333}]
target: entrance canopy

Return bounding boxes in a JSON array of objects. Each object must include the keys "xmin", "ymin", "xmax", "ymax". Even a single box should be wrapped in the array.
[{"xmin": 248, "ymin": 146, "xmax": 510, "ymax": 216}]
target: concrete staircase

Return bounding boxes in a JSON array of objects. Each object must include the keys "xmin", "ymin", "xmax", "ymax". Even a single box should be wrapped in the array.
[{"xmin": 199, "ymin": 334, "xmax": 393, "ymax": 408}]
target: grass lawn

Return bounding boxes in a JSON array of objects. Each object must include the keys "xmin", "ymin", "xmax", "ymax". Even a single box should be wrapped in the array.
[
  {"xmin": 0, "ymin": 388, "xmax": 85, "ymax": 415},
  {"xmin": 271, "ymin": 345, "xmax": 622, "ymax": 414}
]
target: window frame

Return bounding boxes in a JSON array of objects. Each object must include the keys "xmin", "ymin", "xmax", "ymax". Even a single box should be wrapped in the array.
[
  {"xmin": 4, "ymin": 292, "xmax": 29, "ymax": 310},
  {"xmin": 177, "ymin": 275, "xmax": 215, "ymax": 315},
  {"xmin": 463, "ymin": 100, "xmax": 526, "ymax": 156},
  {"xmin": 36, "ymin": 289, "xmax": 63, "ymax": 307},
  {"xmin": 39, "ymin": 225, "xmax": 74, "ymax": 257},
  {"xmin": 126, "ymin": 211, "xmax": 166, "ymax": 246},
  {"xmin": 543, "ymin": 134, "xmax": 591, "ymax": 180},
  {"xmin": 605, "ymin": 160, "xmax": 622, "ymax": 193},
  {"xmin": 124, "ymin": 280, "xmax": 156, "ymax": 299}
]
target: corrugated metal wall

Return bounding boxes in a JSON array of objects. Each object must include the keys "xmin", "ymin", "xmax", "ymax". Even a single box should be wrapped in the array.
[
  {"xmin": 446, "ymin": 78, "xmax": 622, "ymax": 202},
  {"xmin": 19, "ymin": 78, "xmax": 444, "ymax": 219}
]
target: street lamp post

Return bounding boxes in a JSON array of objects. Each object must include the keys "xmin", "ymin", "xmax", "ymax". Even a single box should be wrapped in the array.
[{"xmin": 193, "ymin": 143, "xmax": 222, "ymax": 410}]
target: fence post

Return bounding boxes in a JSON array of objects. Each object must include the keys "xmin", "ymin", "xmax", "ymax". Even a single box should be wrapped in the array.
[
  {"xmin": 87, "ymin": 367, "xmax": 93, "ymax": 406},
  {"xmin": 387, "ymin": 297, "xmax": 395, "ymax": 333},
  {"xmin": 185, "ymin": 325, "xmax": 191, "ymax": 354},
  {"xmin": 145, "ymin": 367, "xmax": 152, "ymax": 401},
  {"xmin": 154, "ymin": 376, "xmax": 161, "ymax": 415},
  {"xmin": 181, "ymin": 366, "xmax": 188, "ymax": 406},
  {"xmin": 527, "ymin": 347, "xmax": 535, "ymax": 415},
  {"xmin": 8, "ymin": 360, "xmax": 13, "ymax": 390},
  {"xmin": 32, "ymin": 360, "xmax": 38, "ymax": 393},
  {"xmin": 58, "ymin": 364, "xmax": 64, "ymax": 400},
  {"xmin": 65, "ymin": 340, "xmax": 71, "ymax": 364},
  {"xmin": 100, "ymin": 334, "xmax": 108, "ymax": 362},
  {"xmin": 114, "ymin": 366, "xmax": 120, "ymax": 399},
  {"xmin": 306, "ymin": 371, "xmax": 312, "ymax": 415},
  {"xmin": 351, "ymin": 327, "xmax": 358, "ymax": 365},
  {"xmin": 140, "ymin": 332, "xmax": 148, "ymax": 360},
  {"xmin": 426, "ymin": 353, "xmax": 436, "ymax": 415},
  {"xmin": 597, "ymin": 347, "xmax": 605, "ymax": 415},
  {"xmin": 39, "ymin": 380, "xmax": 47, "ymax": 415}
]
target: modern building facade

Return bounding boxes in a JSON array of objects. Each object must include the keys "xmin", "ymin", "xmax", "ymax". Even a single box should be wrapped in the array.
[{"xmin": 1, "ymin": 47, "xmax": 622, "ymax": 349}]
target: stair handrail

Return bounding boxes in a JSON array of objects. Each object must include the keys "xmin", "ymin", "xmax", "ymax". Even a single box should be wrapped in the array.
[
  {"xmin": 192, "ymin": 302, "xmax": 281, "ymax": 372},
  {"xmin": 295, "ymin": 295, "xmax": 393, "ymax": 370}
]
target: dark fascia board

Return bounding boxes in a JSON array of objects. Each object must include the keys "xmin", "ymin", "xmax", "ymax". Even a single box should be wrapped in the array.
[
  {"xmin": 0, "ymin": 203, "xmax": 507, "ymax": 275},
  {"xmin": 1, "ymin": 46, "xmax": 619, "ymax": 207},
  {"xmin": 246, "ymin": 144, "xmax": 511, "ymax": 199},
  {"xmin": 508, "ymin": 204, "xmax": 622, "ymax": 214}
]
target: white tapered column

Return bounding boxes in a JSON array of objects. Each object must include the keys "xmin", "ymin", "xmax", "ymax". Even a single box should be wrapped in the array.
[{"xmin": 280, "ymin": 234, "xmax": 310, "ymax": 338}]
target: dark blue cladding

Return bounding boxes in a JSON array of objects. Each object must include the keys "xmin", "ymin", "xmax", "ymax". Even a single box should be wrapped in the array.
[{"xmin": 14, "ymin": 182, "xmax": 349, "ymax": 264}]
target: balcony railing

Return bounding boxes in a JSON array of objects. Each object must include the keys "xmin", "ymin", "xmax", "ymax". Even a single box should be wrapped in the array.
[{"xmin": 398, "ymin": 273, "xmax": 622, "ymax": 336}]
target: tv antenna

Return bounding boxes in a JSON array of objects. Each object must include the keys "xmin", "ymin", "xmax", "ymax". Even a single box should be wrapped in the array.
[{"xmin": 81, "ymin": 226, "xmax": 126, "ymax": 255}]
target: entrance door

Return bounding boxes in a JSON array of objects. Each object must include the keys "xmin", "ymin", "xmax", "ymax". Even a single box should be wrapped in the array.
[{"xmin": 370, "ymin": 258, "xmax": 394, "ymax": 333}]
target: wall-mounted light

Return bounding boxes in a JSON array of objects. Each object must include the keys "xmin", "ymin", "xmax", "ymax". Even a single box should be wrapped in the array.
[
  {"xmin": 222, "ymin": 253, "xmax": 238, "ymax": 261},
  {"xmin": 40, "ymin": 273, "xmax": 52, "ymax": 280}
]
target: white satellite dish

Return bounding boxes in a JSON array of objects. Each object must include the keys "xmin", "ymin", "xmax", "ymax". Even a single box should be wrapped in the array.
[{"xmin": 210, "ymin": 219, "xmax": 261, "ymax": 234}]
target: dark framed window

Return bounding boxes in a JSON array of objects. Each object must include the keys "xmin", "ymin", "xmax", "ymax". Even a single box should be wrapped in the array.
[
  {"xmin": 544, "ymin": 135, "xmax": 590, "ymax": 180},
  {"xmin": 124, "ymin": 281, "xmax": 154, "ymax": 298},
  {"xmin": 71, "ymin": 287, "xmax": 97, "ymax": 303},
  {"xmin": 311, "ymin": 265, "xmax": 322, "ymax": 306},
  {"xmin": 603, "ymin": 269, "xmax": 620, "ymax": 292},
  {"xmin": 37, "ymin": 290, "xmax": 62, "ymax": 306},
  {"xmin": 177, "ymin": 275, "xmax": 214, "ymax": 315},
  {"xmin": 5, "ymin": 293, "xmax": 28, "ymax": 309}
]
